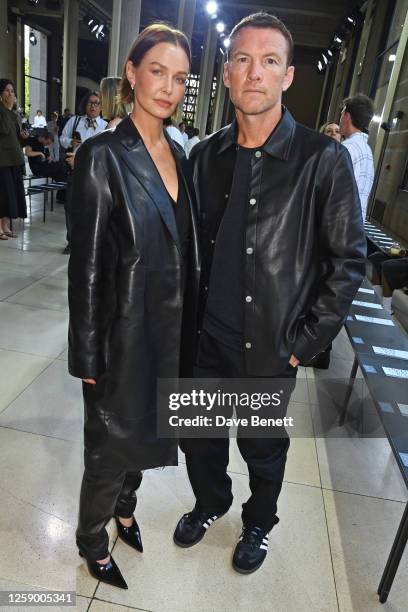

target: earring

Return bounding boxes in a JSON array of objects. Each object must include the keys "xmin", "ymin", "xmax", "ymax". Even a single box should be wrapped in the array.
[{"xmin": 131, "ymin": 84, "xmax": 134, "ymax": 91}]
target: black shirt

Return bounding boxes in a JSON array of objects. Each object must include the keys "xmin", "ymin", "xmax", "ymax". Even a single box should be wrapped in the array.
[
  {"xmin": 203, "ymin": 145, "xmax": 255, "ymax": 350},
  {"xmin": 169, "ymin": 170, "xmax": 191, "ymax": 261}
]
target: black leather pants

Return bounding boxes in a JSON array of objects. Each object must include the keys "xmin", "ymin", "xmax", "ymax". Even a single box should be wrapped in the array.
[{"xmin": 76, "ymin": 469, "xmax": 142, "ymax": 560}]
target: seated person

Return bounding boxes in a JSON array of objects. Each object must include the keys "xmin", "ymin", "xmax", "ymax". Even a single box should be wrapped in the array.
[
  {"xmin": 25, "ymin": 129, "xmax": 68, "ymax": 182},
  {"xmin": 369, "ymin": 248, "xmax": 408, "ymax": 312}
]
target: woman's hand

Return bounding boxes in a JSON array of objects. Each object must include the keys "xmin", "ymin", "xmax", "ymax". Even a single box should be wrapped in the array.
[{"xmin": 83, "ymin": 378, "xmax": 96, "ymax": 385}]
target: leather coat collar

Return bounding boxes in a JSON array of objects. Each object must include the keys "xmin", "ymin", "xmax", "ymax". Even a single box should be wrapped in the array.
[{"xmin": 217, "ymin": 106, "xmax": 296, "ymax": 161}]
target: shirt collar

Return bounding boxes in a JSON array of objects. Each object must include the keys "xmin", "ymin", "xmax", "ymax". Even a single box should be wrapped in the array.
[
  {"xmin": 217, "ymin": 106, "xmax": 296, "ymax": 161},
  {"xmin": 346, "ymin": 131, "xmax": 368, "ymax": 142}
]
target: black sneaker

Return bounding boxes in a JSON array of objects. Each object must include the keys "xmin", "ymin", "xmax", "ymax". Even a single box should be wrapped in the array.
[
  {"xmin": 173, "ymin": 508, "xmax": 226, "ymax": 548},
  {"xmin": 232, "ymin": 524, "xmax": 269, "ymax": 574}
]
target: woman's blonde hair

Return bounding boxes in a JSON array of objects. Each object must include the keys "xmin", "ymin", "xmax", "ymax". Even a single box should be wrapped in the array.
[
  {"xmin": 119, "ymin": 23, "xmax": 191, "ymax": 105},
  {"xmin": 100, "ymin": 76, "xmax": 130, "ymax": 121}
]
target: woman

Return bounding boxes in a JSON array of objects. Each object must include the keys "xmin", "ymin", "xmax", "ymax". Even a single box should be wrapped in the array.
[
  {"xmin": 100, "ymin": 76, "xmax": 131, "ymax": 129},
  {"xmin": 319, "ymin": 121, "xmax": 341, "ymax": 142},
  {"xmin": 69, "ymin": 24, "xmax": 199, "ymax": 589},
  {"xmin": 0, "ymin": 79, "xmax": 27, "ymax": 239}
]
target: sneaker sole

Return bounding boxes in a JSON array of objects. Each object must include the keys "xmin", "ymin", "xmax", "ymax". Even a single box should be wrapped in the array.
[
  {"xmin": 173, "ymin": 511, "xmax": 228, "ymax": 548},
  {"xmin": 232, "ymin": 558, "xmax": 266, "ymax": 574},
  {"xmin": 173, "ymin": 530, "xmax": 206, "ymax": 548}
]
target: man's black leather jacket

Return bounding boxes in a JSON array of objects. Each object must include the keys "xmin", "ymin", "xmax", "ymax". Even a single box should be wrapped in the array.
[{"xmin": 190, "ymin": 108, "xmax": 366, "ymax": 375}]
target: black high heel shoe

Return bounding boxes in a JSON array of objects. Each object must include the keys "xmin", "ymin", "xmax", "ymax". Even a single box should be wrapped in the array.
[
  {"xmin": 115, "ymin": 516, "xmax": 143, "ymax": 553},
  {"xmin": 79, "ymin": 551, "xmax": 128, "ymax": 589}
]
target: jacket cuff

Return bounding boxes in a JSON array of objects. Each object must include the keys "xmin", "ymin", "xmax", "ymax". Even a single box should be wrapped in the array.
[
  {"xmin": 292, "ymin": 324, "xmax": 335, "ymax": 365},
  {"xmin": 68, "ymin": 350, "xmax": 100, "ymax": 380}
]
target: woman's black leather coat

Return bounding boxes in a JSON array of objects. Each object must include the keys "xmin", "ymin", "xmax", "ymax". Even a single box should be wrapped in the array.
[
  {"xmin": 68, "ymin": 116, "xmax": 199, "ymax": 471},
  {"xmin": 191, "ymin": 108, "xmax": 366, "ymax": 375}
]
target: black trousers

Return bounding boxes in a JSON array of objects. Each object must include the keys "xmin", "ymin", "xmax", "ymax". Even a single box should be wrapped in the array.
[
  {"xmin": 180, "ymin": 331, "xmax": 297, "ymax": 532},
  {"xmin": 76, "ymin": 468, "xmax": 143, "ymax": 560},
  {"xmin": 369, "ymin": 252, "xmax": 408, "ymax": 291}
]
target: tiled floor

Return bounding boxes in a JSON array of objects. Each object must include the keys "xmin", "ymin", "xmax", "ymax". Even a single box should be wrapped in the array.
[{"xmin": 0, "ymin": 193, "xmax": 407, "ymax": 612}]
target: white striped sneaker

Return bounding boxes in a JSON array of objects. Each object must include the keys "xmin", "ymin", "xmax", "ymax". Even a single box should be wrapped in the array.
[
  {"xmin": 173, "ymin": 508, "xmax": 227, "ymax": 548},
  {"xmin": 232, "ymin": 525, "xmax": 269, "ymax": 574}
]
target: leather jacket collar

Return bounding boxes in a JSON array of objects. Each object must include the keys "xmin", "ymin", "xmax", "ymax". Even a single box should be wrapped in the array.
[{"xmin": 217, "ymin": 105, "xmax": 296, "ymax": 161}]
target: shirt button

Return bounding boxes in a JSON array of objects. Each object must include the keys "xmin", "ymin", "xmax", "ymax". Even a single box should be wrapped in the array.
[
  {"xmin": 255, "ymin": 150, "xmax": 262, "ymax": 158},
  {"xmin": 245, "ymin": 342, "xmax": 252, "ymax": 349},
  {"xmin": 246, "ymin": 247, "xmax": 253, "ymax": 254},
  {"xmin": 246, "ymin": 296, "xmax": 252, "ymax": 303},
  {"xmin": 249, "ymin": 198, "xmax": 256, "ymax": 206}
]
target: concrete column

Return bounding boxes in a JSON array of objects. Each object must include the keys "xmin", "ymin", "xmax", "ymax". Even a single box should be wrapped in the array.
[
  {"xmin": 15, "ymin": 17, "xmax": 24, "ymax": 105},
  {"xmin": 373, "ymin": 9, "xmax": 408, "ymax": 169},
  {"xmin": 195, "ymin": 23, "xmax": 218, "ymax": 137},
  {"xmin": 62, "ymin": 0, "xmax": 79, "ymax": 112},
  {"xmin": 349, "ymin": 0, "xmax": 375, "ymax": 96},
  {"xmin": 211, "ymin": 50, "xmax": 227, "ymax": 132},
  {"xmin": 0, "ymin": 0, "xmax": 9, "ymax": 77},
  {"xmin": 108, "ymin": 0, "xmax": 141, "ymax": 77},
  {"xmin": 177, "ymin": 0, "xmax": 196, "ymax": 43}
]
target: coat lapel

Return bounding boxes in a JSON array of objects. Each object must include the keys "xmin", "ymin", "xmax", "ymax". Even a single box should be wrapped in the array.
[{"xmin": 117, "ymin": 116, "xmax": 181, "ymax": 253}]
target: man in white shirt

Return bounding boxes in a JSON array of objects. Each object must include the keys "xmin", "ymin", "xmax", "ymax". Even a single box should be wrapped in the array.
[
  {"xmin": 60, "ymin": 91, "xmax": 107, "ymax": 254},
  {"xmin": 340, "ymin": 94, "xmax": 375, "ymax": 220},
  {"xmin": 184, "ymin": 127, "xmax": 200, "ymax": 158},
  {"xmin": 33, "ymin": 109, "xmax": 47, "ymax": 128},
  {"xmin": 179, "ymin": 121, "xmax": 189, "ymax": 145}
]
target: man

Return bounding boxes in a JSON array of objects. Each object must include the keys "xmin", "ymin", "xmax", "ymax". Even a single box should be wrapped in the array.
[
  {"xmin": 174, "ymin": 13, "xmax": 366, "ymax": 574},
  {"xmin": 33, "ymin": 109, "xmax": 47, "ymax": 128},
  {"xmin": 179, "ymin": 120, "xmax": 188, "ymax": 145},
  {"xmin": 60, "ymin": 91, "xmax": 107, "ymax": 253},
  {"xmin": 339, "ymin": 94, "xmax": 375, "ymax": 220},
  {"xmin": 57, "ymin": 107, "xmax": 72, "ymax": 137},
  {"xmin": 184, "ymin": 126, "xmax": 200, "ymax": 158},
  {"xmin": 24, "ymin": 129, "xmax": 67, "ymax": 182}
]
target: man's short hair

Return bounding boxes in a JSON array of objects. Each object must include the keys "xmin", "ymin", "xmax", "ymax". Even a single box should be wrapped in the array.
[
  {"xmin": 342, "ymin": 94, "xmax": 374, "ymax": 133},
  {"xmin": 193, "ymin": 127, "xmax": 199, "ymax": 137},
  {"xmin": 227, "ymin": 12, "xmax": 294, "ymax": 66},
  {"xmin": 38, "ymin": 129, "xmax": 53, "ymax": 142}
]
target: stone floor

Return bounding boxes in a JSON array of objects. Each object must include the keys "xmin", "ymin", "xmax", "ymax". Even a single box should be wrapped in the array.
[{"xmin": 0, "ymin": 191, "xmax": 407, "ymax": 611}]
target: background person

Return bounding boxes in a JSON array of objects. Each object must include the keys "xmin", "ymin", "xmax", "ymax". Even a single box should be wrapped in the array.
[
  {"xmin": 184, "ymin": 126, "xmax": 200, "ymax": 158},
  {"xmin": 24, "ymin": 129, "xmax": 68, "ymax": 183},
  {"xmin": 339, "ymin": 94, "xmax": 375, "ymax": 220},
  {"xmin": 33, "ymin": 109, "xmax": 47, "ymax": 129},
  {"xmin": 100, "ymin": 76, "xmax": 131, "ymax": 129},
  {"xmin": 60, "ymin": 91, "xmax": 107, "ymax": 254},
  {"xmin": 320, "ymin": 121, "xmax": 341, "ymax": 142},
  {"xmin": 0, "ymin": 79, "xmax": 27, "ymax": 239}
]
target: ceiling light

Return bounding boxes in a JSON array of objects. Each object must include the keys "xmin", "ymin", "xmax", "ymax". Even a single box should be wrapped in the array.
[
  {"xmin": 223, "ymin": 38, "xmax": 230, "ymax": 49},
  {"xmin": 29, "ymin": 31, "xmax": 37, "ymax": 45},
  {"xmin": 206, "ymin": 1, "xmax": 218, "ymax": 15},
  {"xmin": 388, "ymin": 54, "xmax": 396, "ymax": 62},
  {"xmin": 322, "ymin": 53, "xmax": 328, "ymax": 65},
  {"xmin": 216, "ymin": 22, "xmax": 225, "ymax": 33}
]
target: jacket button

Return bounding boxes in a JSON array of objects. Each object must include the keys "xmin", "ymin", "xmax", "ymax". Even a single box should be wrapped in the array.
[
  {"xmin": 197, "ymin": 330, "xmax": 201, "ymax": 334},
  {"xmin": 204, "ymin": 286, "xmax": 208, "ymax": 292},
  {"xmin": 225, "ymin": 193, "xmax": 229, "ymax": 198},
  {"xmin": 249, "ymin": 198, "xmax": 256, "ymax": 206},
  {"xmin": 245, "ymin": 342, "xmax": 252, "ymax": 349},
  {"xmin": 246, "ymin": 247, "xmax": 253, "ymax": 254},
  {"xmin": 210, "ymin": 239, "xmax": 215, "ymax": 244},
  {"xmin": 255, "ymin": 150, "xmax": 262, "ymax": 158},
  {"xmin": 245, "ymin": 295, "xmax": 252, "ymax": 303}
]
